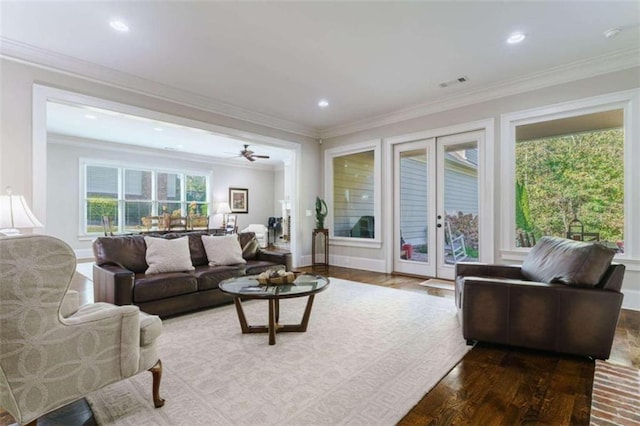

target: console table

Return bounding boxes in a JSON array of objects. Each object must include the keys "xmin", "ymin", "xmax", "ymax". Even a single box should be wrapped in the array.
[{"xmin": 312, "ymin": 228, "xmax": 329, "ymax": 266}]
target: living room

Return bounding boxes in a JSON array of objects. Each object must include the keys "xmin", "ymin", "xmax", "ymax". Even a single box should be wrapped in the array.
[{"xmin": 1, "ymin": 2, "xmax": 639, "ymax": 425}]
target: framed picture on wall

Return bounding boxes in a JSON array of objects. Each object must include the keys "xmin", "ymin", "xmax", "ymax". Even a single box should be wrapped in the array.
[{"xmin": 229, "ymin": 187, "xmax": 248, "ymax": 213}]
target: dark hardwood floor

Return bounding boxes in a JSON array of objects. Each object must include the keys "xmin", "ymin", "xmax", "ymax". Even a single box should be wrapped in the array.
[{"xmin": 2, "ymin": 264, "xmax": 638, "ymax": 426}]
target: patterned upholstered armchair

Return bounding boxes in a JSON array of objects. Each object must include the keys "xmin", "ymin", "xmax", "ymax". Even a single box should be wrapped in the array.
[{"xmin": 0, "ymin": 235, "xmax": 164, "ymax": 425}]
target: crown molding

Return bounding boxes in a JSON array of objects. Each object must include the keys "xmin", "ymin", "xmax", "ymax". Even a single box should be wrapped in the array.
[
  {"xmin": 48, "ymin": 133, "xmax": 279, "ymax": 171},
  {"xmin": 319, "ymin": 47, "xmax": 640, "ymax": 139},
  {"xmin": 0, "ymin": 37, "xmax": 319, "ymax": 139},
  {"xmin": 3, "ymin": 37, "xmax": 637, "ymax": 141}
]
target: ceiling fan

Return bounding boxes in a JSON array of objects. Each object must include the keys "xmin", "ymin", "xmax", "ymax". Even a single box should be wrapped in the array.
[{"xmin": 239, "ymin": 144, "xmax": 270, "ymax": 162}]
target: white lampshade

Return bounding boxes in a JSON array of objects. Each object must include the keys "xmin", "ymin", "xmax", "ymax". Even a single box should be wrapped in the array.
[
  {"xmin": 0, "ymin": 192, "xmax": 43, "ymax": 233},
  {"xmin": 216, "ymin": 202, "xmax": 232, "ymax": 215}
]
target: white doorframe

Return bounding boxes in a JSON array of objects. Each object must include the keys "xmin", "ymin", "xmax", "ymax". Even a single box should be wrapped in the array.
[{"xmin": 383, "ymin": 118, "xmax": 495, "ymax": 276}]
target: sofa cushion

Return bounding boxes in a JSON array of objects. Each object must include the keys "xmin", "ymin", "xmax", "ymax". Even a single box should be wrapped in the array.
[
  {"xmin": 522, "ymin": 236, "xmax": 615, "ymax": 287},
  {"xmin": 202, "ymin": 234, "xmax": 246, "ymax": 266},
  {"xmin": 163, "ymin": 231, "xmax": 209, "ymax": 266},
  {"xmin": 133, "ymin": 272, "xmax": 198, "ymax": 303},
  {"xmin": 144, "ymin": 236, "xmax": 195, "ymax": 274},
  {"xmin": 191, "ymin": 265, "xmax": 245, "ymax": 291}
]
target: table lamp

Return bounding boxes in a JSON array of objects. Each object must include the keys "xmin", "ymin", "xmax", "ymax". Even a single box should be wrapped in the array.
[
  {"xmin": 0, "ymin": 187, "xmax": 43, "ymax": 236},
  {"xmin": 216, "ymin": 202, "xmax": 231, "ymax": 228}
]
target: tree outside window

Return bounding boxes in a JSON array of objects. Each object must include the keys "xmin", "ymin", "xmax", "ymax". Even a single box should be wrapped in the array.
[{"xmin": 515, "ymin": 128, "xmax": 623, "ymax": 249}]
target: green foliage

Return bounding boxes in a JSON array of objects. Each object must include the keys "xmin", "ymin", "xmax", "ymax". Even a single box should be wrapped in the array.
[
  {"xmin": 515, "ymin": 180, "xmax": 532, "ymax": 232},
  {"xmin": 515, "ymin": 129, "xmax": 623, "ymax": 241},
  {"xmin": 87, "ymin": 198, "xmax": 118, "ymax": 225},
  {"xmin": 315, "ymin": 196, "xmax": 328, "ymax": 229}
]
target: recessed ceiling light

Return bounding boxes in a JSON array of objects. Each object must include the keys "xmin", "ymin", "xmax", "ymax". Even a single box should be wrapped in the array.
[
  {"xmin": 153, "ymin": 127, "xmax": 164, "ymax": 132},
  {"xmin": 506, "ymin": 32, "xmax": 526, "ymax": 44},
  {"xmin": 318, "ymin": 99, "xmax": 329, "ymax": 108},
  {"xmin": 604, "ymin": 28, "xmax": 621, "ymax": 39},
  {"xmin": 84, "ymin": 114, "xmax": 97, "ymax": 120},
  {"xmin": 109, "ymin": 19, "xmax": 129, "ymax": 32}
]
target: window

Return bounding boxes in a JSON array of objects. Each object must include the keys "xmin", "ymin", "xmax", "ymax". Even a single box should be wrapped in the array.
[
  {"xmin": 83, "ymin": 163, "xmax": 210, "ymax": 234},
  {"xmin": 515, "ymin": 116, "xmax": 623, "ymax": 250},
  {"xmin": 325, "ymin": 140, "xmax": 381, "ymax": 245},
  {"xmin": 501, "ymin": 90, "xmax": 638, "ymax": 259}
]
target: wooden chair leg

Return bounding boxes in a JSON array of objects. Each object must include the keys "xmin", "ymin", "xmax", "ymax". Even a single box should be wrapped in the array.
[{"xmin": 148, "ymin": 359, "xmax": 165, "ymax": 408}]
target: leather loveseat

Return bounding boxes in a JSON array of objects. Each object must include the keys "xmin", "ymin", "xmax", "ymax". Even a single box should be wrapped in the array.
[
  {"xmin": 455, "ymin": 236, "xmax": 624, "ymax": 359},
  {"xmin": 93, "ymin": 231, "xmax": 291, "ymax": 317}
]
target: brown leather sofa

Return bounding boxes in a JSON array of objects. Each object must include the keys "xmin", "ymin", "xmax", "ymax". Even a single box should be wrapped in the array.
[
  {"xmin": 93, "ymin": 231, "xmax": 291, "ymax": 317},
  {"xmin": 455, "ymin": 236, "xmax": 624, "ymax": 359}
]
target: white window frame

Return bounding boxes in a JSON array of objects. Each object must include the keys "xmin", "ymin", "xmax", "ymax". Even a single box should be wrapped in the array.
[
  {"xmin": 324, "ymin": 140, "xmax": 382, "ymax": 248},
  {"xmin": 80, "ymin": 158, "xmax": 211, "ymax": 235},
  {"xmin": 499, "ymin": 89, "xmax": 640, "ymax": 264}
]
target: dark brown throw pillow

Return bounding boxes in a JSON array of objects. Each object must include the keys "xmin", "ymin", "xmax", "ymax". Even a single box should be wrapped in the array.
[
  {"xmin": 522, "ymin": 236, "xmax": 615, "ymax": 287},
  {"xmin": 242, "ymin": 237, "xmax": 260, "ymax": 260}
]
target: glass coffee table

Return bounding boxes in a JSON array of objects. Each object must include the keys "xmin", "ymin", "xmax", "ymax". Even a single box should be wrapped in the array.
[{"xmin": 219, "ymin": 274, "xmax": 330, "ymax": 345}]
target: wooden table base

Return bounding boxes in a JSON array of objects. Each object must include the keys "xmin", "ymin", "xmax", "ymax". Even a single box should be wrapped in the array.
[{"xmin": 232, "ymin": 295, "xmax": 316, "ymax": 345}]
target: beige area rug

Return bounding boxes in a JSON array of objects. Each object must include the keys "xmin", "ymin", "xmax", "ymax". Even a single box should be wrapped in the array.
[
  {"xmin": 418, "ymin": 278, "xmax": 455, "ymax": 291},
  {"xmin": 86, "ymin": 278, "xmax": 469, "ymax": 425},
  {"xmin": 590, "ymin": 360, "xmax": 640, "ymax": 425},
  {"xmin": 75, "ymin": 261, "xmax": 94, "ymax": 281}
]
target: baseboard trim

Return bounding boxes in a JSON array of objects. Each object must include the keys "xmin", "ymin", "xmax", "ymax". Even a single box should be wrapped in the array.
[
  {"xmin": 74, "ymin": 248, "xmax": 94, "ymax": 261},
  {"xmin": 622, "ymin": 288, "xmax": 640, "ymax": 311},
  {"xmin": 297, "ymin": 254, "xmax": 385, "ymax": 273}
]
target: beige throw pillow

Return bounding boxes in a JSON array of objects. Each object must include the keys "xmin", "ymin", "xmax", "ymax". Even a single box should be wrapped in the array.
[
  {"xmin": 202, "ymin": 234, "xmax": 247, "ymax": 266},
  {"xmin": 144, "ymin": 236, "xmax": 195, "ymax": 274}
]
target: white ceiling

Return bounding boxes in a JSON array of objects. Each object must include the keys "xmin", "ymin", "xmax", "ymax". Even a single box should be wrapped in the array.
[
  {"xmin": 2, "ymin": 1, "xmax": 639, "ymax": 138},
  {"xmin": 47, "ymin": 101, "xmax": 292, "ymax": 166}
]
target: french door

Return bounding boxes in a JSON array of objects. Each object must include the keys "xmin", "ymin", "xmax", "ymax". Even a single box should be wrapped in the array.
[{"xmin": 393, "ymin": 131, "xmax": 482, "ymax": 280}]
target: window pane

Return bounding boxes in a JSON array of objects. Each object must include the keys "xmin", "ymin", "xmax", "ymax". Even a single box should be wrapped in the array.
[
  {"xmin": 399, "ymin": 149, "xmax": 429, "ymax": 262},
  {"xmin": 186, "ymin": 175, "xmax": 207, "ymax": 202},
  {"xmin": 125, "ymin": 170, "xmax": 152, "ymax": 200},
  {"xmin": 188, "ymin": 202, "xmax": 208, "ymax": 217},
  {"xmin": 86, "ymin": 166, "xmax": 117, "ymax": 199},
  {"xmin": 515, "ymin": 126, "xmax": 623, "ymax": 252},
  {"xmin": 86, "ymin": 166, "xmax": 118, "ymax": 233},
  {"xmin": 86, "ymin": 199, "xmax": 118, "ymax": 233},
  {"xmin": 125, "ymin": 202, "xmax": 152, "ymax": 229},
  {"xmin": 157, "ymin": 172, "xmax": 182, "ymax": 201},
  {"xmin": 160, "ymin": 202, "xmax": 182, "ymax": 217},
  {"xmin": 444, "ymin": 143, "xmax": 479, "ymax": 263},
  {"xmin": 333, "ymin": 150, "xmax": 375, "ymax": 238}
]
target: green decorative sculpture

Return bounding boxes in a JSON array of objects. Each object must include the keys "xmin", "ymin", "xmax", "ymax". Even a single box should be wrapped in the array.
[{"xmin": 315, "ymin": 196, "xmax": 328, "ymax": 230}]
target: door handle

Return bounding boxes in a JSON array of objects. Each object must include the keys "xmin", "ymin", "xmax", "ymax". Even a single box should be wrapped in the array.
[{"xmin": 436, "ymin": 223, "xmax": 442, "ymax": 228}]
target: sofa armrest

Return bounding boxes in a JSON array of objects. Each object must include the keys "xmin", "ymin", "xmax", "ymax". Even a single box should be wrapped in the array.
[
  {"xmin": 255, "ymin": 250, "xmax": 292, "ymax": 271},
  {"xmin": 93, "ymin": 264, "xmax": 135, "ymax": 306},
  {"xmin": 456, "ymin": 262, "xmax": 525, "ymax": 280}
]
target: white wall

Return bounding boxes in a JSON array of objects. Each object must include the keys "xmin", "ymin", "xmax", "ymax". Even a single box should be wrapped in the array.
[
  {"xmin": 0, "ymin": 58, "xmax": 321, "ymax": 267},
  {"xmin": 321, "ymin": 67, "xmax": 640, "ymax": 310}
]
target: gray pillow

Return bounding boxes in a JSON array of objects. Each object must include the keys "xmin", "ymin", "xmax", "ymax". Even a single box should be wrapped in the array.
[{"xmin": 522, "ymin": 236, "xmax": 615, "ymax": 287}]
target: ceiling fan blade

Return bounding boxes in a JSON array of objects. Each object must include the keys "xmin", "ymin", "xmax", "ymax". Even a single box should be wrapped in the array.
[
  {"xmin": 253, "ymin": 155, "xmax": 270, "ymax": 159},
  {"xmin": 247, "ymin": 156, "xmax": 256, "ymax": 162}
]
